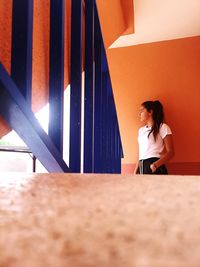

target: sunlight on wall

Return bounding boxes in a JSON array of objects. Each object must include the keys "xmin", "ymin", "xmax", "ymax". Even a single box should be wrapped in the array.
[
  {"xmin": 0, "ymin": 85, "xmax": 71, "ymax": 172},
  {"xmin": 63, "ymin": 85, "xmax": 70, "ymax": 167},
  {"xmin": 1, "ymin": 104, "xmax": 49, "ymax": 146},
  {"xmin": 35, "ymin": 103, "xmax": 49, "ymax": 134}
]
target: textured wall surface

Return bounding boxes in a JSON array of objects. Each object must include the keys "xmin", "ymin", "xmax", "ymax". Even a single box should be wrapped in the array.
[
  {"xmin": 1, "ymin": 173, "xmax": 200, "ymax": 266},
  {"xmin": 0, "ymin": 0, "xmax": 12, "ymax": 73},
  {"xmin": 32, "ymin": 0, "xmax": 50, "ymax": 112},
  {"xmin": 0, "ymin": 0, "xmax": 12, "ymax": 137}
]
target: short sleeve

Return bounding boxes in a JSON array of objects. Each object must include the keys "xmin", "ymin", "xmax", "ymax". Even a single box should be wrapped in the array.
[{"xmin": 160, "ymin": 123, "xmax": 172, "ymax": 139}]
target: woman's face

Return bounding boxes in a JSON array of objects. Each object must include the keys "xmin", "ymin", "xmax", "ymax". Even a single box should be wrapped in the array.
[{"xmin": 139, "ymin": 105, "xmax": 152, "ymax": 123}]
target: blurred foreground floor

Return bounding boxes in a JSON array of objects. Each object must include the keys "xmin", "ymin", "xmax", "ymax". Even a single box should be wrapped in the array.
[{"xmin": 0, "ymin": 173, "xmax": 200, "ymax": 267}]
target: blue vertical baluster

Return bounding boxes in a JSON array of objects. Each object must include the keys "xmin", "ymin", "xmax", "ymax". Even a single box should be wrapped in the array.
[
  {"xmin": 109, "ymin": 67, "xmax": 123, "ymax": 173},
  {"xmin": 107, "ymin": 93, "xmax": 112, "ymax": 173},
  {"xmin": 107, "ymin": 75, "xmax": 115, "ymax": 173},
  {"xmin": 101, "ymin": 71, "xmax": 108, "ymax": 173},
  {"xmin": 94, "ymin": 6, "xmax": 103, "ymax": 173},
  {"xmin": 11, "ymin": 0, "xmax": 33, "ymax": 106},
  {"xmin": 94, "ymin": 3, "xmax": 124, "ymax": 173},
  {"xmin": 110, "ymin": 98, "xmax": 115, "ymax": 173},
  {"xmin": 49, "ymin": 0, "xmax": 65, "ymax": 155},
  {"xmin": 114, "ymin": 122, "xmax": 118, "ymax": 173},
  {"xmin": 70, "ymin": 0, "xmax": 82, "ymax": 172},
  {"xmin": 119, "ymin": 137, "xmax": 123, "ymax": 173},
  {"xmin": 84, "ymin": 0, "xmax": 95, "ymax": 173}
]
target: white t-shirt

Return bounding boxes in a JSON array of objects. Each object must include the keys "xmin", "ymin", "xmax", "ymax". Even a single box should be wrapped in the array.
[{"xmin": 138, "ymin": 123, "xmax": 172, "ymax": 160}]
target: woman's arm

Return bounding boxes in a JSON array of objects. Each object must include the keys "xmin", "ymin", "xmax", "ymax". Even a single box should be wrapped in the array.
[
  {"xmin": 133, "ymin": 145, "xmax": 139, "ymax": 175},
  {"xmin": 150, "ymin": 134, "xmax": 174, "ymax": 172},
  {"xmin": 133, "ymin": 161, "xmax": 139, "ymax": 175}
]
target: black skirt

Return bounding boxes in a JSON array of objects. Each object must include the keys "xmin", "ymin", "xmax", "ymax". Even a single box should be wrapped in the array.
[{"xmin": 137, "ymin": 157, "xmax": 168, "ymax": 175}]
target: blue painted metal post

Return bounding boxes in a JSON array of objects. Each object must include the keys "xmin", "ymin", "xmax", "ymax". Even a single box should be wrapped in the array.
[
  {"xmin": 70, "ymin": 0, "xmax": 82, "ymax": 172},
  {"xmin": 49, "ymin": 0, "xmax": 65, "ymax": 155},
  {"xmin": 118, "ymin": 136, "xmax": 122, "ymax": 173},
  {"xmin": 101, "ymin": 71, "xmax": 108, "ymax": 173},
  {"xmin": 0, "ymin": 64, "xmax": 69, "ymax": 173},
  {"xmin": 11, "ymin": 0, "xmax": 33, "ymax": 106},
  {"xmin": 107, "ymin": 93, "xmax": 112, "ymax": 173},
  {"xmin": 84, "ymin": 0, "xmax": 95, "ymax": 173},
  {"xmin": 94, "ymin": 7, "xmax": 103, "ymax": 173},
  {"xmin": 94, "ymin": 3, "xmax": 123, "ymax": 173},
  {"xmin": 111, "ymin": 107, "xmax": 116, "ymax": 173},
  {"xmin": 107, "ymin": 66, "xmax": 123, "ymax": 173},
  {"xmin": 108, "ymin": 95, "xmax": 114, "ymax": 173},
  {"xmin": 107, "ymin": 75, "xmax": 115, "ymax": 173},
  {"xmin": 114, "ymin": 114, "xmax": 118, "ymax": 172},
  {"xmin": 102, "ymin": 45, "xmax": 111, "ymax": 173}
]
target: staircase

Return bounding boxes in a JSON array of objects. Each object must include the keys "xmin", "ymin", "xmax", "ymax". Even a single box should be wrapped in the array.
[{"xmin": 0, "ymin": 0, "xmax": 125, "ymax": 173}]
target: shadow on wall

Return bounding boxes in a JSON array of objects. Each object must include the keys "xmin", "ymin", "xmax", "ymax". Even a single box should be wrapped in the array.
[{"xmin": 167, "ymin": 162, "xmax": 200, "ymax": 176}]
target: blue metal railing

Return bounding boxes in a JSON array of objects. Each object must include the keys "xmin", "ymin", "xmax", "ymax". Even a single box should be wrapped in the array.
[
  {"xmin": 0, "ymin": 0, "xmax": 123, "ymax": 173},
  {"xmin": 70, "ymin": 1, "xmax": 123, "ymax": 173}
]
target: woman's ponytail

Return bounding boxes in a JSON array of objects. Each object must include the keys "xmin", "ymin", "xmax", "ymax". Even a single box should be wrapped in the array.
[{"xmin": 142, "ymin": 100, "xmax": 164, "ymax": 140}]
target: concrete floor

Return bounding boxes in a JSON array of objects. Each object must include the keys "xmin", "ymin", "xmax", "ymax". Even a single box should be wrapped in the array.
[{"xmin": 0, "ymin": 173, "xmax": 200, "ymax": 267}]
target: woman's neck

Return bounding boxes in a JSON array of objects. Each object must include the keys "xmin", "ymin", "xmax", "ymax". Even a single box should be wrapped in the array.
[{"xmin": 146, "ymin": 118, "xmax": 154, "ymax": 127}]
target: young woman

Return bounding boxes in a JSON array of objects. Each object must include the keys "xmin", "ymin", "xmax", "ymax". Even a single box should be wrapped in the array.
[{"xmin": 134, "ymin": 100, "xmax": 174, "ymax": 175}]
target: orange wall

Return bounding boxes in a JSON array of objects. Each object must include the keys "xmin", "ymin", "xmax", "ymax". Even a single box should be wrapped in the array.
[
  {"xmin": 0, "ymin": 0, "xmax": 12, "ymax": 73},
  {"xmin": 96, "ymin": 0, "xmax": 133, "ymax": 48},
  {"xmin": 120, "ymin": 0, "xmax": 134, "ymax": 35},
  {"xmin": 0, "ymin": 0, "xmax": 12, "ymax": 137},
  {"xmin": 106, "ymin": 36, "xmax": 200, "ymax": 167},
  {"xmin": 32, "ymin": 0, "xmax": 71, "ymax": 112},
  {"xmin": 32, "ymin": 0, "xmax": 50, "ymax": 112}
]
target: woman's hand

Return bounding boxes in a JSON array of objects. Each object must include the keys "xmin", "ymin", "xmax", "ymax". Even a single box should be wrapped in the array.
[
  {"xmin": 153, "ymin": 135, "xmax": 174, "ymax": 170},
  {"xmin": 150, "ymin": 163, "xmax": 157, "ymax": 173}
]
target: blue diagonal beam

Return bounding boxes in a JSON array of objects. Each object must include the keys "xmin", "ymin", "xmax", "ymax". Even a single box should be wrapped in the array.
[
  {"xmin": 49, "ymin": 0, "xmax": 64, "ymax": 155},
  {"xmin": 11, "ymin": 0, "xmax": 33, "ymax": 106},
  {"xmin": 0, "ymin": 64, "xmax": 69, "ymax": 173}
]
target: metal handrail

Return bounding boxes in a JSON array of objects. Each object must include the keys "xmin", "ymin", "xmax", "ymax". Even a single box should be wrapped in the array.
[{"xmin": 0, "ymin": 145, "xmax": 36, "ymax": 172}]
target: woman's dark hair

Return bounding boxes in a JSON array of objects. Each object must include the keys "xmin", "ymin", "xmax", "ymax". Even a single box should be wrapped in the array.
[{"xmin": 142, "ymin": 100, "xmax": 164, "ymax": 140}]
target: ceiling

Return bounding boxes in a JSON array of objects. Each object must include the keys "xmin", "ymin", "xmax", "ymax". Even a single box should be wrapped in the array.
[{"xmin": 110, "ymin": 0, "xmax": 200, "ymax": 48}]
